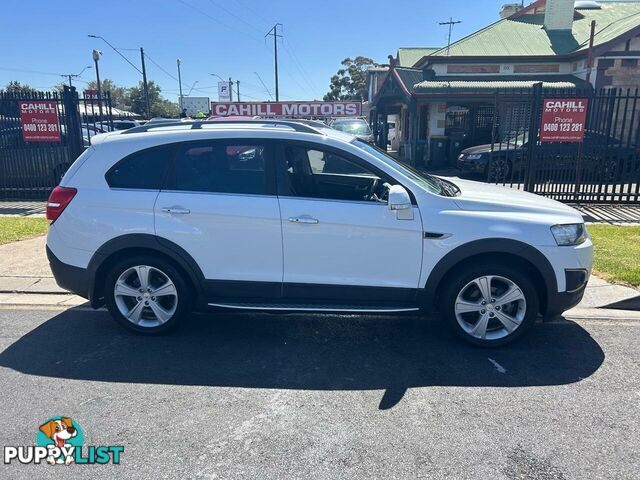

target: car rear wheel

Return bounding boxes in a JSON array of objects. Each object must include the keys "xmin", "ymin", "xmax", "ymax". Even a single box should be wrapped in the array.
[
  {"xmin": 442, "ymin": 263, "xmax": 538, "ymax": 346},
  {"xmin": 104, "ymin": 256, "xmax": 191, "ymax": 334}
]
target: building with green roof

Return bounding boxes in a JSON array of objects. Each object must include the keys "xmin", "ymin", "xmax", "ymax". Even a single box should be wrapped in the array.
[{"xmin": 368, "ymin": 0, "xmax": 640, "ymax": 166}]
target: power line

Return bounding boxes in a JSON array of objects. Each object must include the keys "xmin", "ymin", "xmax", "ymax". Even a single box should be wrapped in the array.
[
  {"xmin": 144, "ymin": 53, "xmax": 180, "ymax": 83},
  {"xmin": 282, "ymin": 38, "xmax": 317, "ymax": 94},
  {"xmin": 176, "ymin": 0, "xmax": 262, "ymax": 42},
  {"xmin": 206, "ymin": 0, "xmax": 263, "ymax": 34},
  {"xmin": 236, "ymin": 0, "xmax": 271, "ymax": 27}
]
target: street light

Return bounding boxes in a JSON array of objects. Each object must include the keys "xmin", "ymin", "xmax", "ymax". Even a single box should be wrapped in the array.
[
  {"xmin": 88, "ymin": 34, "xmax": 150, "ymax": 118},
  {"xmin": 92, "ymin": 49, "xmax": 104, "ymax": 119},
  {"xmin": 61, "ymin": 66, "xmax": 92, "ymax": 88},
  {"xmin": 187, "ymin": 81, "xmax": 199, "ymax": 96}
]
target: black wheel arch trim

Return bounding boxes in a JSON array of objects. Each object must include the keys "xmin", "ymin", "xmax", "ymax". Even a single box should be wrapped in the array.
[
  {"xmin": 421, "ymin": 238, "xmax": 558, "ymax": 311},
  {"xmin": 87, "ymin": 234, "xmax": 206, "ymax": 307}
]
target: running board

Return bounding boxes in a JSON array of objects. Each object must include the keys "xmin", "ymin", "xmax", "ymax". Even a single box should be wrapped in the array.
[{"xmin": 207, "ymin": 302, "xmax": 419, "ymax": 313}]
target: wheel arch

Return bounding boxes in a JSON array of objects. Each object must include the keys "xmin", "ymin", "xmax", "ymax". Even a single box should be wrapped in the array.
[
  {"xmin": 422, "ymin": 238, "xmax": 557, "ymax": 314},
  {"xmin": 87, "ymin": 234, "xmax": 205, "ymax": 308}
]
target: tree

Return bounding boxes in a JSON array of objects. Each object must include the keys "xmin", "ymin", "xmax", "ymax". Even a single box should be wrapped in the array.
[
  {"xmin": 324, "ymin": 56, "xmax": 379, "ymax": 101},
  {"xmin": 85, "ymin": 79, "xmax": 130, "ymax": 111},
  {"xmin": 129, "ymin": 80, "xmax": 179, "ymax": 118},
  {"xmin": 1, "ymin": 80, "xmax": 38, "ymax": 96}
]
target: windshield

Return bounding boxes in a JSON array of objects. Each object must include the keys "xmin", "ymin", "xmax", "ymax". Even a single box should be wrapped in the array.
[
  {"xmin": 352, "ymin": 140, "xmax": 459, "ymax": 196},
  {"xmin": 332, "ymin": 121, "xmax": 372, "ymax": 135}
]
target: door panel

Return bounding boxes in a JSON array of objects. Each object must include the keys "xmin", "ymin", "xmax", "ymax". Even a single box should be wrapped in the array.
[
  {"xmin": 155, "ymin": 191, "xmax": 282, "ymax": 282},
  {"xmin": 279, "ymin": 197, "xmax": 423, "ymax": 291}
]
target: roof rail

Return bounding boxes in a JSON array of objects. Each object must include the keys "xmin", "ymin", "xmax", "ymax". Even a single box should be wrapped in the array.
[{"xmin": 121, "ymin": 119, "xmax": 323, "ymax": 135}]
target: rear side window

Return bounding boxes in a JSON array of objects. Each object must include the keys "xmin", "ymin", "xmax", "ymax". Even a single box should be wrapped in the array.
[
  {"xmin": 170, "ymin": 141, "xmax": 267, "ymax": 195},
  {"xmin": 106, "ymin": 146, "xmax": 173, "ymax": 189}
]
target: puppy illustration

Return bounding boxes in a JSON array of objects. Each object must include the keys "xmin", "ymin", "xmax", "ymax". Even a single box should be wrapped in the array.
[{"xmin": 39, "ymin": 417, "xmax": 77, "ymax": 465}]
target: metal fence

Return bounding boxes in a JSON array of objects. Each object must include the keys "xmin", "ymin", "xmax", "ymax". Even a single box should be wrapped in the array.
[
  {"xmin": 484, "ymin": 84, "xmax": 640, "ymax": 204},
  {"xmin": 0, "ymin": 86, "xmax": 113, "ymax": 200}
]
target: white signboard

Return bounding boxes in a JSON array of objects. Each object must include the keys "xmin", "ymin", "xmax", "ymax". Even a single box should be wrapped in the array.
[
  {"xmin": 218, "ymin": 81, "xmax": 230, "ymax": 102},
  {"xmin": 180, "ymin": 96, "xmax": 210, "ymax": 116}
]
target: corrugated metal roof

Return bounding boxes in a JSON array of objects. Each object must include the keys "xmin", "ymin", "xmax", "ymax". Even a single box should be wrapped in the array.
[
  {"xmin": 394, "ymin": 68, "xmax": 424, "ymax": 93},
  {"xmin": 423, "ymin": 1, "xmax": 640, "ymax": 59},
  {"xmin": 397, "ymin": 47, "xmax": 440, "ymax": 67},
  {"xmin": 413, "ymin": 79, "xmax": 578, "ymax": 93}
]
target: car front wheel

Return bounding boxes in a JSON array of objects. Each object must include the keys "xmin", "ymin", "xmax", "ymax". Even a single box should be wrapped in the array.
[
  {"xmin": 442, "ymin": 263, "xmax": 539, "ymax": 346},
  {"xmin": 104, "ymin": 256, "xmax": 191, "ymax": 334}
]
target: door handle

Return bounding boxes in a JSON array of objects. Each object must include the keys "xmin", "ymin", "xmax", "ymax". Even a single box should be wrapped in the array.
[
  {"xmin": 161, "ymin": 207, "xmax": 191, "ymax": 215},
  {"xmin": 288, "ymin": 216, "xmax": 319, "ymax": 224}
]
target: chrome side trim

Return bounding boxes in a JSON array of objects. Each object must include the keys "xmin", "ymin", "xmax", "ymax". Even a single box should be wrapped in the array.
[{"xmin": 207, "ymin": 303, "xmax": 419, "ymax": 313}]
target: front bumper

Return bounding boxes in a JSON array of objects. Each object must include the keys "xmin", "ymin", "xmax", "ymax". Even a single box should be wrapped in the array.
[
  {"xmin": 457, "ymin": 156, "xmax": 487, "ymax": 173},
  {"xmin": 46, "ymin": 246, "xmax": 90, "ymax": 300},
  {"xmin": 546, "ymin": 270, "xmax": 588, "ymax": 317}
]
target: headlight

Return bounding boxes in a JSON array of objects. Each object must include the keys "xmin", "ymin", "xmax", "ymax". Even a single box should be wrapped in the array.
[
  {"xmin": 467, "ymin": 153, "xmax": 483, "ymax": 160},
  {"xmin": 550, "ymin": 223, "xmax": 586, "ymax": 246}
]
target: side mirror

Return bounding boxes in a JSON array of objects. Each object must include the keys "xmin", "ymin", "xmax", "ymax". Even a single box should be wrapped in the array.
[{"xmin": 388, "ymin": 185, "xmax": 413, "ymax": 220}]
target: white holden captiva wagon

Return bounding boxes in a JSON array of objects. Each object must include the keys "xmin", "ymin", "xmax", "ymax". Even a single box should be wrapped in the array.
[{"xmin": 46, "ymin": 119, "xmax": 592, "ymax": 346}]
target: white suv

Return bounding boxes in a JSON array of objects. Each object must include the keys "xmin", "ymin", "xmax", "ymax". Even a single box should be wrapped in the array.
[{"xmin": 46, "ymin": 120, "xmax": 592, "ymax": 346}]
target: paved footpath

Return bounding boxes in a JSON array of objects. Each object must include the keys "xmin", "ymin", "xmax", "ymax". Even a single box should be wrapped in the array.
[{"xmin": 0, "ymin": 234, "xmax": 638, "ymax": 319}]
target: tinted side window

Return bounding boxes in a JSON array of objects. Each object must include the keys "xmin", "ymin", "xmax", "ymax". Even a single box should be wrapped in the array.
[
  {"xmin": 106, "ymin": 146, "xmax": 173, "ymax": 189},
  {"xmin": 279, "ymin": 145, "xmax": 386, "ymax": 202},
  {"xmin": 172, "ymin": 142, "xmax": 266, "ymax": 194}
]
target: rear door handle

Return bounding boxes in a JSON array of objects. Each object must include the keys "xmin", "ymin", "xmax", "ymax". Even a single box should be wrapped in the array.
[
  {"xmin": 288, "ymin": 216, "xmax": 319, "ymax": 224},
  {"xmin": 161, "ymin": 207, "xmax": 191, "ymax": 215}
]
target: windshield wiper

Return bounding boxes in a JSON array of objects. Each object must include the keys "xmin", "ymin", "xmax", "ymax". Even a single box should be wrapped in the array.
[{"xmin": 433, "ymin": 177, "xmax": 460, "ymax": 197}]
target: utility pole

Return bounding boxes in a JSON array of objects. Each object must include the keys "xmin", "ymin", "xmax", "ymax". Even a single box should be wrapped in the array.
[
  {"xmin": 140, "ymin": 48, "xmax": 150, "ymax": 119},
  {"xmin": 61, "ymin": 66, "xmax": 91, "ymax": 88},
  {"xmin": 228, "ymin": 77, "xmax": 234, "ymax": 102},
  {"xmin": 585, "ymin": 20, "xmax": 597, "ymax": 87},
  {"xmin": 92, "ymin": 49, "xmax": 103, "ymax": 120},
  {"xmin": 265, "ymin": 23, "xmax": 282, "ymax": 102},
  {"xmin": 439, "ymin": 17, "xmax": 461, "ymax": 56},
  {"xmin": 177, "ymin": 59, "xmax": 184, "ymax": 112},
  {"xmin": 236, "ymin": 80, "xmax": 241, "ymax": 102}
]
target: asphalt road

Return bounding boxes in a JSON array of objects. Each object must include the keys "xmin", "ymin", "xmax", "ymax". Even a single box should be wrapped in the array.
[{"xmin": 0, "ymin": 307, "xmax": 638, "ymax": 479}]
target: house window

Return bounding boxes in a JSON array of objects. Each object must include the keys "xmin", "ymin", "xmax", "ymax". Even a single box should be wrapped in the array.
[{"xmin": 621, "ymin": 59, "xmax": 638, "ymax": 68}]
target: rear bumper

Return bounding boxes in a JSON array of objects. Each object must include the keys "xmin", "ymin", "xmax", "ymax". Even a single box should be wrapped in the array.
[{"xmin": 46, "ymin": 246, "xmax": 90, "ymax": 300}]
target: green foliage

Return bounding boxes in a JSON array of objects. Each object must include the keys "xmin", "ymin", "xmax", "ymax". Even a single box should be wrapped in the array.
[
  {"xmin": 0, "ymin": 217, "xmax": 48, "ymax": 245},
  {"xmin": 0, "ymin": 80, "xmax": 38, "ymax": 96},
  {"xmin": 129, "ymin": 80, "xmax": 179, "ymax": 118},
  {"xmin": 588, "ymin": 225, "xmax": 640, "ymax": 287},
  {"xmin": 324, "ymin": 56, "xmax": 379, "ymax": 101}
]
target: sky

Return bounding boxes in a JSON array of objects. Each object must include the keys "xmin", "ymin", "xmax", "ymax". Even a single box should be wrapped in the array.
[{"xmin": 0, "ymin": 0, "xmax": 611, "ymax": 103}]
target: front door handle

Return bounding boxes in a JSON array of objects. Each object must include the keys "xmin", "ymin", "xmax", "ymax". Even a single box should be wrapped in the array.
[
  {"xmin": 288, "ymin": 216, "xmax": 319, "ymax": 224},
  {"xmin": 161, "ymin": 206, "xmax": 191, "ymax": 215}
]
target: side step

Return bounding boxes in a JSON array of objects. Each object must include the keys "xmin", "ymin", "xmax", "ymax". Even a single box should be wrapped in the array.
[{"xmin": 207, "ymin": 302, "xmax": 419, "ymax": 313}]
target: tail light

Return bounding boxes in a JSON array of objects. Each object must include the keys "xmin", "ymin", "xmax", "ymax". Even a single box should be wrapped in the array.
[{"xmin": 46, "ymin": 186, "xmax": 77, "ymax": 223}]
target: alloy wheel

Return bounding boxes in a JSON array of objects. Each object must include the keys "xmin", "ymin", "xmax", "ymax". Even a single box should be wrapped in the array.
[
  {"xmin": 113, "ymin": 265, "xmax": 178, "ymax": 328},
  {"xmin": 454, "ymin": 275, "xmax": 526, "ymax": 341},
  {"xmin": 488, "ymin": 159, "xmax": 510, "ymax": 182}
]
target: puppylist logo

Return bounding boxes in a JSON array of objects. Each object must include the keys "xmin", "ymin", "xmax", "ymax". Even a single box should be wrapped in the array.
[{"xmin": 3, "ymin": 416, "xmax": 124, "ymax": 465}]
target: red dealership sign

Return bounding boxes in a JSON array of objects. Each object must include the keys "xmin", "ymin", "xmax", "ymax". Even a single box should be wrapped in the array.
[
  {"xmin": 540, "ymin": 98, "xmax": 588, "ymax": 142},
  {"xmin": 210, "ymin": 101, "xmax": 362, "ymax": 117},
  {"xmin": 18, "ymin": 100, "xmax": 61, "ymax": 142},
  {"xmin": 84, "ymin": 89, "xmax": 99, "ymax": 103}
]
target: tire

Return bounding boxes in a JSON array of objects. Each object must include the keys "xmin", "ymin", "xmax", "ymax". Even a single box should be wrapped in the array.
[
  {"xmin": 442, "ymin": 262, "xmax": 539, "ymax": 347},
  {"xmin": 104, "ymin": 255, "xmax": 191, "ymax": 334},
  {"xmin": 486, "ymin": 158, "xmax": 511, "ymax": 183}
]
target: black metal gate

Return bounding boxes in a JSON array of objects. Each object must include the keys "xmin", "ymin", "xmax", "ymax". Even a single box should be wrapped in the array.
[
  {"xmin": 0, "ymin": 86, "xmax": 113, "ymax": 200},
  {"xmin": 484, "ymin": 84, "xmax": 640, "ymax": 204}
]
